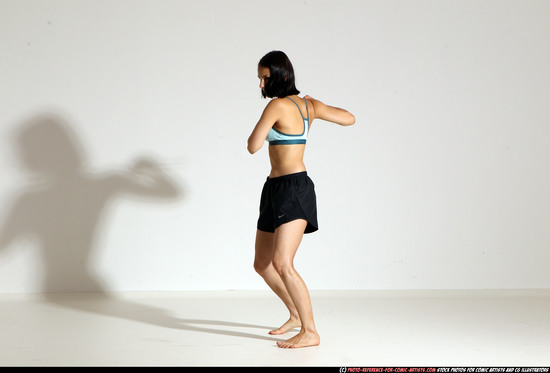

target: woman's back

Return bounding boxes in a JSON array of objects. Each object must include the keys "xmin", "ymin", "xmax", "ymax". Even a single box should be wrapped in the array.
[{"xmin": 267, "ymin": 95, "xmax": 314, "ymax": 177}]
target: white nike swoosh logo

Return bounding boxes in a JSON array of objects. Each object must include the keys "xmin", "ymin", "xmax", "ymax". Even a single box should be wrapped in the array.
[{"xmin": 278, "ymin": 214, "xmax": 286, "ymax": 219}]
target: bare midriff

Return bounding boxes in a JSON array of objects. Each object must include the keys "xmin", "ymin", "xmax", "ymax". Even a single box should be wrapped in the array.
[{"xmin": 268, "ymin": 144, "xmax": 307, "ymax": 178}]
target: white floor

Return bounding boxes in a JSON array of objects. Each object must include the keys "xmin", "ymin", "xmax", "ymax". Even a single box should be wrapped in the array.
[{"xmin": 0, "ymin": 290, "xmax": 549, "ymax": 367}]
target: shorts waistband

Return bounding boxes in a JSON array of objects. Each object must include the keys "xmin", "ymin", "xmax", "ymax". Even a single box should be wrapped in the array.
[{"xmin": 266, "ymin": 171, "xmax": 308, "ymax": 182}]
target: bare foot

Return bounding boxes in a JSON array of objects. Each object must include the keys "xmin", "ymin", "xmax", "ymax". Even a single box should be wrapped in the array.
[
  {"xmin": 276, "ymin": 330, "xmax": 320, "ymax": 348},
  {"xmin": 269, "ymin": 317, "xmax": 301, "ymax": 335}
]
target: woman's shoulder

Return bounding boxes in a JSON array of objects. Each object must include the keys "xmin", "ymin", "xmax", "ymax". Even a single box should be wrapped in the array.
[
  {"xmin": 265, "ymin": 95, "xmax": 312, "ymax": 112},
  {"xmin": 265, "ymin": 97, "xmax": 286, "ymax": 107},
  {"xmin": 263, "ymin": 97, "xmax": 295, "ymax": 113}
]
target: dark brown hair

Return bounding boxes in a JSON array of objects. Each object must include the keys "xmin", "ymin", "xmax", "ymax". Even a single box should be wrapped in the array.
[{"xmin": 258, "ymin": 51, "xmax": 300, "ymax": 98}]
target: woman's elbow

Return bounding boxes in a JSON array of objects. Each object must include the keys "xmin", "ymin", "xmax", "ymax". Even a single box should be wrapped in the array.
[
  {"xmin": 344, "ymin": 113, "xmax": 355, "ymax": 126},
  {"xmin": 247, "ymin": 140, "xmax": 261, "ymax": 154}
]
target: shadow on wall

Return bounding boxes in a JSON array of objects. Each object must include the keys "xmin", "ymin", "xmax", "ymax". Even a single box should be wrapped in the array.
[
  {"xmin": 0, "ymin": 113, "xmax": 182, "ymax": 293},
  {"xmin": 0, "ymin": 113, "xmax": 279, "ymax": 342}
]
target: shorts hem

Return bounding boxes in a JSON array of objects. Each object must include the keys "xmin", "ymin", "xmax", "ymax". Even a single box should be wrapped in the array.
[
  {"xmin": 258, "ymin": 218, "xmax": 318, "ymax": 234},
  {"xmin": 257, "ymin": 226, "xmax": 275, "ymax": 233}
]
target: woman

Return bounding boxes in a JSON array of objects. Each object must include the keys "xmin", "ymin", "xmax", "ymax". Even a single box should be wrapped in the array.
[{"xmin": 247, "ymin": 51, "xmax": 355, "ymax": 348}]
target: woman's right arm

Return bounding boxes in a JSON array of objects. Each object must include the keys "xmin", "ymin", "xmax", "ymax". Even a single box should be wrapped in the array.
[
  {"xmin": 247, "ymin": 99, "xmax": 281, "ymax": 154},
  {"xmin": 305, "ymin": 95, "xmax": 355, "ymax": 126}
]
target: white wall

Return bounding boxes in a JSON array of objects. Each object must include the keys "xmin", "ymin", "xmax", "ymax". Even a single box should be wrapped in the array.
[{"xmin": 1, "ymin": 0, "xmax": 549, "ymax": 292}]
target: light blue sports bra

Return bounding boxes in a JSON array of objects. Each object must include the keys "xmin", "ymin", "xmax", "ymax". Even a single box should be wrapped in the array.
[{"xmin": 266, "ymin": 97, "xmax": 309, "ymax": 145}]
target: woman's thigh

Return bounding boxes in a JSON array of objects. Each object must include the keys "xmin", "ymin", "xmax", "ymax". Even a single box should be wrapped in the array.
[
  {"xmin": 254, "ymin": 229, "xmax": 275, "ymax": 269},
  {"xmin": 273, "ymin": 219, "xmax": 307, "ymax": 266}
]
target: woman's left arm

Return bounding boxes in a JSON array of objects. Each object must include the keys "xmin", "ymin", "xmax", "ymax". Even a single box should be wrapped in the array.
[{"xmin": 247, "ymin": 99, "xmax": 281, "ymax": 154}]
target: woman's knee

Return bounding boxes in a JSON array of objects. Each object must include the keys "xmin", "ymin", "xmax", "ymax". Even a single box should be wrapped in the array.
[
  {"xmin": 272, "ymin": 256, "xmax": 294, "ymax": 277},
  {"xmin": 254, "ymin": 258, "xmax": 271, "ymax": 276}
]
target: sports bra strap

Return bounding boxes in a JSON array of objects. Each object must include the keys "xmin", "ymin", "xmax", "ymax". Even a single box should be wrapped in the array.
[{"xmin": 286, "ymin": 97, "xmax": 309, "ymax": 121}]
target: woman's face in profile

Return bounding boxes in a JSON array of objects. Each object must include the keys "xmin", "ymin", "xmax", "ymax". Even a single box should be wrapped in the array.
[{"xmin": 258, "ymin": 65, "xmax": 270, "ymax": 95}]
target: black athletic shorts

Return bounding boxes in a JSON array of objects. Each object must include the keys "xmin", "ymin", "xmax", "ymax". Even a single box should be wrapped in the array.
[{"xmin": 257, "ymin": 171, "xmax": 318, "ymax": 234}]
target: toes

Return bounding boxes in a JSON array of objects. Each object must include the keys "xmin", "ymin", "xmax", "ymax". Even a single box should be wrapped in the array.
[
  {"xmin": 277, "ymin": 337, "xmax": 298, "ymax": 348},
  {"xmin": 276, "ymin": 332, "xmax": 320, "ymax": 349},
  {"xmin": 277, "ymin": 339, "xmax": 292, "ymax": 348}
]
